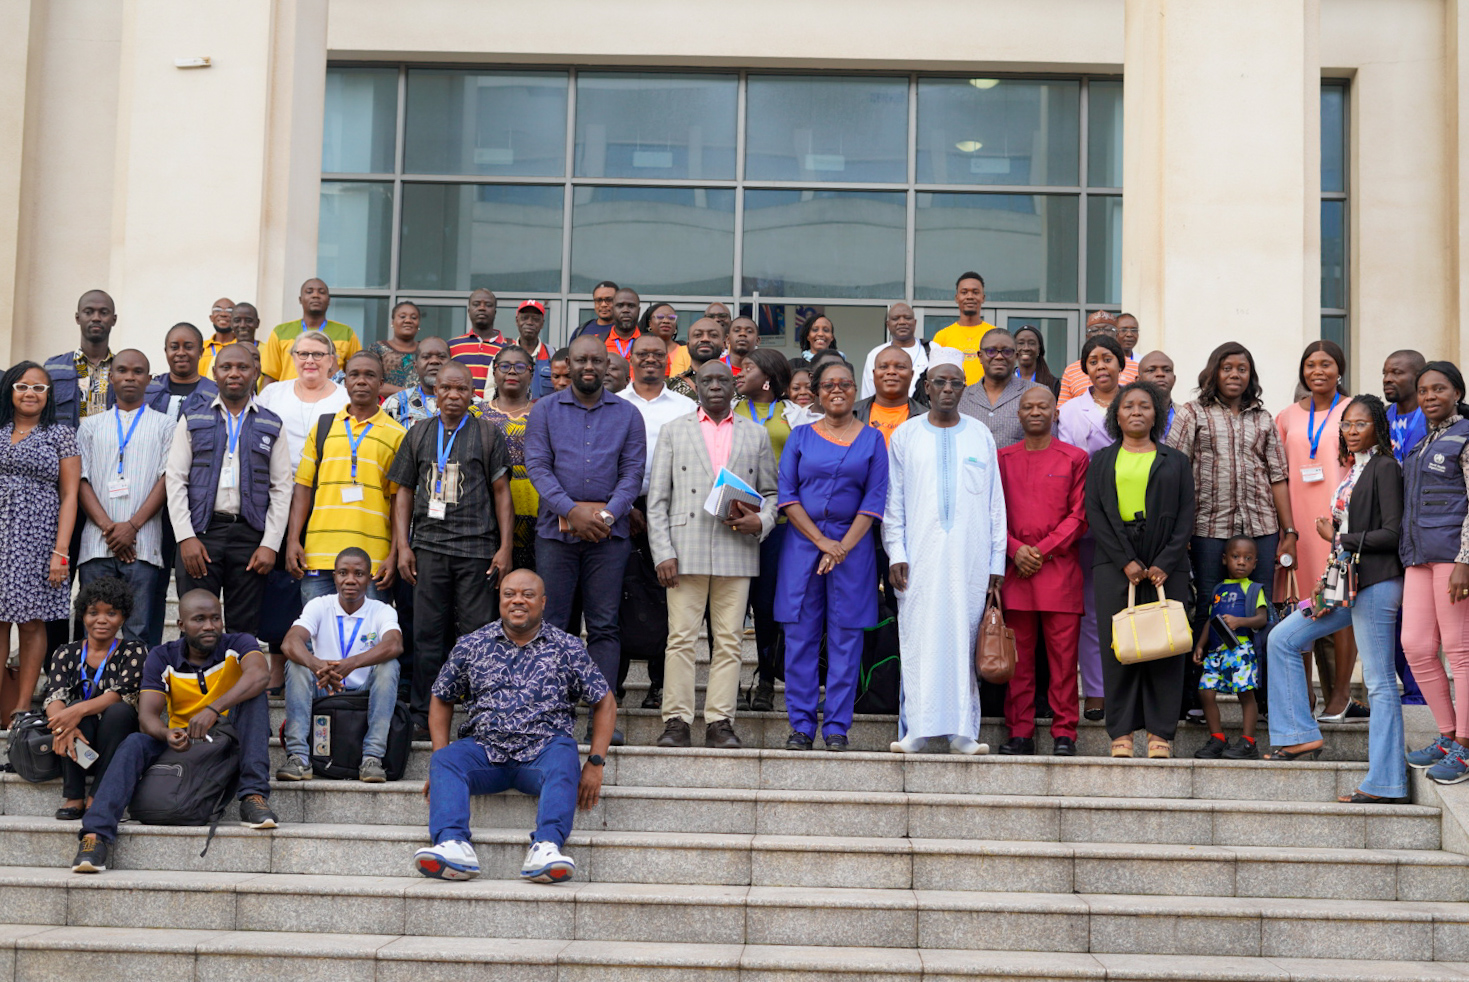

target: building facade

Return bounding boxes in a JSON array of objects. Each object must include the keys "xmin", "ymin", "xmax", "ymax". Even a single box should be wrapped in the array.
[{"xmin": 0, "ymin": 0, "xmax": 1462, "ymax": 405}]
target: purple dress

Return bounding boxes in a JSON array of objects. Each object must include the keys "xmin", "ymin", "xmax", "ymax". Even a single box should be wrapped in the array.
[{"xmin": 0, "ymin": 423, "xmax": 78, "ymax": 622}]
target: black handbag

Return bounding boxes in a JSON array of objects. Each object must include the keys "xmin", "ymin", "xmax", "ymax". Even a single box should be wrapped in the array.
[{"xmin": 6, "ymin": 711, "xmax": 62, "ymax": 783}]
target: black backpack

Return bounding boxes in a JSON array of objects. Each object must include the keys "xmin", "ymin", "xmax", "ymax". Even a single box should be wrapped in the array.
[
  {"xmin": 307, "ymin": 690, "xmax": 412, "ymax": 781},
  {"xmin": 5, "ymin": 711, "xmax": 62, "ymax": 783},
  {"xmin": 854, "ymin": 614, "xmax": 901, "ymax": 715},
  {"xmin": 129, "ymin": 725, "xmax": 240, "ymax": 855},
  {"xmin": 619, "ymin": 539, "xmax": 668, "ymax": 664}
]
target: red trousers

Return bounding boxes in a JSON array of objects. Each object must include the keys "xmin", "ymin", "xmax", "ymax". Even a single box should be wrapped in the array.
[{"xmin": 1005, "ymin": 610, "xmax": 1081, "ymax": 739}]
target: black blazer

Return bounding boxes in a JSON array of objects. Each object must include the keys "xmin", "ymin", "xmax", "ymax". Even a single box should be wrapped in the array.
[
  {"xmin": 853, "ymin": 396, "xmax": 926, "ymax": 425},
  {"xmin": 1334, "ymin": 452, "xmax": 1403, "ymax": 589},
  {"xmin": 1084, "ymin": 442, "xmax": 1195, "ymax": 575}
]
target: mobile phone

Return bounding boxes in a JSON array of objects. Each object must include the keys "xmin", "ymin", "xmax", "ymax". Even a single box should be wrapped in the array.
[
  {"xmin": 486, "ymin": 566, "xmax": 500, "ymax": 590},
  {"xmin": 1210, "ymin": 615, "xmax": 1242, "ymax": 650},
  {"xmin": 73, "ymin": 738, "xmax": 99, "ymax": 769}
]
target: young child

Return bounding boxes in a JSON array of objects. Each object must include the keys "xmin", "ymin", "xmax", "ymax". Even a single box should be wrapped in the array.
[{"xmin": 1193, "ymin": 536, "xmax": 1268, "ymax": 759}]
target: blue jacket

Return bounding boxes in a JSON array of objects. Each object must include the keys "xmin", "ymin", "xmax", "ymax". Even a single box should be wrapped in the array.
[
  {"xmin": 183, "ymin": 402, "xmax": 284, "ymax": 534},
  {"xmin": 143, "ymin": 373, "xmax": 219, "ymax": 416},
  {"xmin": 44, "ymin": 351, "xmax": 114, "ymax": 429},
  {"xmin": 1401, "ymin": 418, "xmax": 1469, "ymax": 567}
]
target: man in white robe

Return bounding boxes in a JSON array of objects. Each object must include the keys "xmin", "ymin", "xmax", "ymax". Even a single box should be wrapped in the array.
[{"xmin": 883, "ymin": 356, "xmax": 1007, "ymax": 754}]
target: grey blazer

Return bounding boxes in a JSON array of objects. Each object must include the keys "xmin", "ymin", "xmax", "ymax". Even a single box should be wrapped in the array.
[{"xmin": 647, "ymin": 412, "xmax": 779, "ymax": 578}]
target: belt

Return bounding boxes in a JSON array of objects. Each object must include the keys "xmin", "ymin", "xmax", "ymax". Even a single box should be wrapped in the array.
[{"xmin": 207, "ymin": 513, "xmax": 245, "ymax": 526}]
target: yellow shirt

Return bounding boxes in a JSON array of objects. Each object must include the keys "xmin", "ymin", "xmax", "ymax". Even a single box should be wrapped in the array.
[
  {"xmin": 294, "ymin": 407, "xmax": 407, "ymax": 572},
  {"xmin": 260, "ymin": 319, "xmax": 362, "ymax": 382},
  {"xmin": 1115, "ymin": 448, "xmax": 1156, "ymax": 521},
  {"xmin": 930, "ymin": 320, "xmax": 999, "ymax": 386},
  {"xmin": 197, "ymin": 336, "xmax": 234, "ymax": 380}
]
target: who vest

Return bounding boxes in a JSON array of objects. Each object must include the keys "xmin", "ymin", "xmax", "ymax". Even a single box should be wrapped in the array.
[
  {"xmin": 144, "ymin": 374, "xmax": 218, "ymax": 415},
  {"xmin": 43, "ymin": 352, "xmax": 115, "ymax": 429},
  {"xmin": 184, "ymin": 404, "xmax": 282, "ymax": 534},
  {"xmin": 1400, "ymin": 418, "xmax": 1469, "ymax": 567}
]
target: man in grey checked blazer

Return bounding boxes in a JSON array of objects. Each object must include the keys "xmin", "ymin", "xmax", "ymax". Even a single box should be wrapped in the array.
[{"xmin": 647, "ymin": 361, "xmax": 779, "ymax": 749}]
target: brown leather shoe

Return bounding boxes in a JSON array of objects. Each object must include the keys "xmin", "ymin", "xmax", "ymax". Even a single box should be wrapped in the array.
[
  {"xmin": 656, "ymin": 718, "xmax": 692, "ymax": 748},
  {"xmin": 704, "ymin": 719, "xmax": 742, "ymax": 749}
]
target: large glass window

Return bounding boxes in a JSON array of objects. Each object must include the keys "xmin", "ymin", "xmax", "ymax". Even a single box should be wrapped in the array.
[
  {"xmin": 321, "ymin": 67, "xmax": 1121, "ymax": 349},
  {"xmin": 1321, "ymin": 81, "xmax": 1348, "ymax": 351}
]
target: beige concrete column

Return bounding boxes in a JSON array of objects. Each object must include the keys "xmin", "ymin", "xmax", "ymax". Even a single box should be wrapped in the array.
[
  {"xmin": 1123, "ymin": 0, "xmax": 1319, "ymax": 409},
  {"xmin": 0, "ymin": 2, "xmax": 38, "ymax": 366},
  {"xmin": 1452, "ymin": 0, "xmax": 1469, "ymax": 367}
]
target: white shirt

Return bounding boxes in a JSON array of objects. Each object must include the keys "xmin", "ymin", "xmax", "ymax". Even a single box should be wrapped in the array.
[
  {"xmin": 619, "ymin": 384, "xmax": 697, "ymax": 494},
  {"xmin": 293, "ymin": 594, "xmax": 401, "ymax": 688},
  {"xmin": 860, "ymin": 339, "xmax": 932, "ymax": 400},
  {"xmin": 77, "ymin": 405, "xmax": 175, "ymax": 567},
  {"xmin": 256, "ymin": 379, "xmax": 351, "ymax": 469}
]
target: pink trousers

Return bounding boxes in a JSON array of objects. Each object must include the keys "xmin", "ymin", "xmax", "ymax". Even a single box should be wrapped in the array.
[{"xmin": 1401, "ymin": 564, "xmax": 1469, "ymax": 737}]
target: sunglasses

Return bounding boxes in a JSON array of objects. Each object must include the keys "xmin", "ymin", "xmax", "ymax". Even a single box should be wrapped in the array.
[{"xmin": 928, "ymin": 378, "xmax": 966, "ymax": 390}]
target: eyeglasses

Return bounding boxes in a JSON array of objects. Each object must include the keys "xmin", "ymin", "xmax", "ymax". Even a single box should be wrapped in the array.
[
  {"xmin": 12, "ymin": 383, "xmax": 50, "ymax": 394},
  {"xmin": 295, "ymin": 350, "xmax": 330, "ymax": 360},
  {"xmin": 496, "ymin": 363, "xmax": 530, "ymax": 375},
  {"xmin": 818, "ymin": 380, "xmax": 855, "ymax": 393},
  {"xmin": 1339, "ymin": 420, "xmax": 1374, "ymax": 432},
  {"xmin": 211, "ymin": 306, "xmax": 234, "ymax": 314},
  {"xmin": 981, "ymin": 347, "xmax": 1017, "ymax": 358},
  {"xmin": 928, "ymin": 378, "xmax": 966, "ymax": 390}
]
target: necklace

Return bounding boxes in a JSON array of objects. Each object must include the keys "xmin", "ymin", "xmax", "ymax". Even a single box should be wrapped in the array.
[
  {"xmin": 489, "ymin": 399, "xmax": 531, "ymax": 418},
  {"xmin": 819, "ymin": 415, "xmax": 862, "ymax": 445}
]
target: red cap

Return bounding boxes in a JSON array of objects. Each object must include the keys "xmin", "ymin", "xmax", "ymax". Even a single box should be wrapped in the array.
[{"xmin": 518, "ymin": 299, "xmax": 546, "ymax": 315}]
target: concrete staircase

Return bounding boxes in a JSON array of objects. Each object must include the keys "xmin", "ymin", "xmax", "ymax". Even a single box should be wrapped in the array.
[{"xmin": 3, "ymin": 633, "xmax": 1465, "ymax": 980}]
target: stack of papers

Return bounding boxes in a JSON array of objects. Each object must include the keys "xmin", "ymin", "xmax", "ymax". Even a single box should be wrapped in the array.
[{"xmin": 704, "ymin": 467, "xmax": 762, "ymax": 520}]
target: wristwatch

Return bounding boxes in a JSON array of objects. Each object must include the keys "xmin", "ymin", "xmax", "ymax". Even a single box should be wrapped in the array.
[
  {"xmin": 1282, "ymin": 527, "xmax": 1299, "ymax": 538},
  {"xmin": 586, "ymin": 754, "xmax": 605, "ymax": 767},
  {"xmin": 598, "ymin": 509, "xmax": 615, "ymax": 526}
]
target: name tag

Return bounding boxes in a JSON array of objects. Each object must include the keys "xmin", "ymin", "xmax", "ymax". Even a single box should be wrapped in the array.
[
  {"xmin": 220, "ymin": 466, "xmax": 236, "ymax": 489},
  {"xmin": 427, "ymin": 499, "xmax": 447, "ymax": 520},
  {"xmin": 1300, "ymin": 466, "xmax": 1324, "ymax": 483},
  {"xmin": 107, "ymin": 478, "xmax": 129, "ymax": 499},
  {"xmin": 341, "ymin": 485, "xmax": 364, "ymax": 503}
]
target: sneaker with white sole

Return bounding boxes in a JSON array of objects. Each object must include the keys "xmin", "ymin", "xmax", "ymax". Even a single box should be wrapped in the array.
[
  {"xmin": 358, "ymin": 757, "xmax": 387, "ymax": 783},
  {"xmin": 520, "ymin": 840, "xmax": 575, "ymax": 883},
  {"xmin": 71, "ymin": 833, "xmax": 108, "ymax": 873},
  {"xmin": 275, "ymin": 755, "xmax": 312, "ymax": 781},
  {"xmin": 1428, "ymin": 743, "xmax": 1469, "ymax": 785},
  {"xmin": 1408, "ymin": 735, "xmax": 1456, "ymax": 769},
  {"xmin": 414, "ymin": 839, "xmax": 480, "ymax": 880}
]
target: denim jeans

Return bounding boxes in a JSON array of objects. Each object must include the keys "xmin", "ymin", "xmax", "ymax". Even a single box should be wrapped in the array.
[
  {"xmin": 80, "ymin": 688, "xmax": 272, "ymax": 842},
  {"xmin": 427, "ymin": 733, "xmax": 580, "ymax": 848},
  {"xmin": 282, "ymin": 658, "xmax": 400, "ymax": 761},
  {"xmin": 78, "ymin": 558, "xmax": 161, "ymax": 644},
  {"xmin": 1267, "ymin": 576, "xmax": 1406, "ymax": 798},
  {"xmin": 299, "ymin": 570, "xmax": 390, "ymax": 604}
]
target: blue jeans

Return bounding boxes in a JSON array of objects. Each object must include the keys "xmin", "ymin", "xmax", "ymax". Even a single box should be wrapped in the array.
[
  {"xmin": 1267, "ymin": 577, "xmax": 1406, "ymax": 798},
  {"xmin": 282, "ymin": 658, "xmax": 400, "ymax": 761},
  {"xmin": 78, "ymin": 557, "xmax": 160, "ymax": 644},
  {"xmin": 80, "ymin": 689, "xmax": 271, "ymax": 842},
  {"xmin": 427, "ymin": 733, "xmax": 580, "ymax": 847},
  {"xmin": 300, "ymin": 570, "xmax": 389, "ymax": 604},
  {"xmin": 536, "ymin": 535, "xmax": 632, "ymax": 686}
]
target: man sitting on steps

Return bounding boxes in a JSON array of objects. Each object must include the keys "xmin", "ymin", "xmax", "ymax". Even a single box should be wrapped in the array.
[
  {"xmin": 414, "ymin": 569, "xmax": 616, "ymax": 884},
  {"xmin": 71, "ymin": 590, "xmax": 277, "ymax": 873}
]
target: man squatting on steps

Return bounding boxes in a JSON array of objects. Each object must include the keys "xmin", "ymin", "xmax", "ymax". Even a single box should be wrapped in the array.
[{"xmin": 414, "ymin": 568, "xmax": 617, "ymax": 883}]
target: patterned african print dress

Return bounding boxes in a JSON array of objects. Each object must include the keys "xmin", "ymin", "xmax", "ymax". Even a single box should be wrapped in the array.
[{"xmin": 482, "ymin": 404, "xmax": 538, "ymax": 571}]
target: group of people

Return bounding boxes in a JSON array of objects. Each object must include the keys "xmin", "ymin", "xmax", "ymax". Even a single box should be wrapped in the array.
[{"xmin": 6, "ymin": 268, "xmax": 1465, "ymax": 885}]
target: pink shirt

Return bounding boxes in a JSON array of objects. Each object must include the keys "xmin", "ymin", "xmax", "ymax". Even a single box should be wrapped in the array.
[{"xmin": 697, "ymin": 406, "xmax": 735, "ymax": 473}]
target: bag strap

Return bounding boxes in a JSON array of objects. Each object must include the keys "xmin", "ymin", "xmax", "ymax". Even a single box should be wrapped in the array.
[
  {"xmin": 1127, "ymin": 581, "xmax": 1136, "ymax": 609},
  {"xmin": 198, "ymin": 725, "xmax": 241, "ymax": 858}
]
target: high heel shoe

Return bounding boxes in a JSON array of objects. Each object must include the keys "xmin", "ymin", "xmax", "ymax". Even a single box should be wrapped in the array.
[
  {"xmin": 1111, "ymin": 736, "xmax": 1132, "ymax": 758},
  {"xmin": 1263, "ymin": 744, "xmax": 1324, "ymax": 761}
]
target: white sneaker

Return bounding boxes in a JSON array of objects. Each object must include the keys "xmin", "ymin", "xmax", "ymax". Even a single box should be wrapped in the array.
[
  {"xmin": 949, "ymin": 735, "xmax": 989, "ymax": 755},
  {"xmin": 889, "ymin": 733, "xmax": 926, "ymax": 754},
  {"xmin": 521, "ymin": 840, "xmax": 576, "ymax": 883},
  {"xmin": 414, "ymin": 839, "xmax": 480, "ymax": 880}
]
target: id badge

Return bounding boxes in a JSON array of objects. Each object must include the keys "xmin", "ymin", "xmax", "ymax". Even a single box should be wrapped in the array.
[
  {"xmin": 220, "ymin": 466, "xmax": 236, "ymax": 489},
  {"xmin": 341, "ymin": 484, "xmax": 365, "ymax": 503},
  {"xmin": 427, "ymin": 498, "xmax": 447, "ymax": 520},
  {"xmin": 1300, "ymin": 466, "xmax": 1325, "ymax": 483},
  {"xmin": 107, "ymin": 478, "xmax": 130, "ymax": 499}
]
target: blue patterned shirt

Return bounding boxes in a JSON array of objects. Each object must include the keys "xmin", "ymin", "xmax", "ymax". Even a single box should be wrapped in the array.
[{"xmin": 431, "ymin": 619, "xmax": 609, "ymax": 763}]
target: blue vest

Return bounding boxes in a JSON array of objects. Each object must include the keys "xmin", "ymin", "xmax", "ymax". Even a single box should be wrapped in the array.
[
  {"xmin": 43, "ymin": 352, "xmax": 114, "ymax": 429},
  {"xmin": 144, "ymin": 374, "xmax": 218, "ymax": 415},
  {"xmin": 1401, "ymin": 418, "xmax": 1469, "ymax": 567},
  {"xmin": 184, "ymin": 402, "xmax": 282, "ymax": 535}
]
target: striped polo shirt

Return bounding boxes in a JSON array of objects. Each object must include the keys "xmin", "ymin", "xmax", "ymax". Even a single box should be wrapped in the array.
[
  {"xmin": 294, "ymin": 406, "xmax": 407, "ymax": 573},
  {"xmin": 447, "ymin": 332, "xmax": 503, "ymax": 399}
]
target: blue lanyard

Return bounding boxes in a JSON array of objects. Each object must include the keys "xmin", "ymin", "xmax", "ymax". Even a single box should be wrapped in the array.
[
  {"xmin": 224, "ymin": 408, "xmax": 245, "ymax": 457},
  {"xmin": 342, "ymin": 417, "xmax": 373, "ymax": 482},
  {"xmin": 79, "ymin": 639, "xmax": 120, "ymax": 700},
  {"xmin": 435, "ymin": 415, "xmax": 467, "ymax": 495},
  {"xmin": 612, "ymin": 334, "xmax": 635, "ymax": 359},
  {"xmin": 1165, "ymin": 405, "xmax": 1175, "ymax": 437},
  {"xmin": 748, "ymin": 400, "xmax": 777, "ymax": 426},
  {"xmin": 1306, "ymin": 393, "xmax": 1341, "ymax": 460},
  {"xmin": 113, "ymin": 407, "xmax": 143, "ymax": 476},
  {"xmin": 336, "ymin": 613, "xmax": 363, "ymax": 660}
]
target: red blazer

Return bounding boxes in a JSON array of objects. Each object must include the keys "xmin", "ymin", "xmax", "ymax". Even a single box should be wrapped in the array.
[{"xmin": 997, "ymin": 438, "xmax": 1090, "ymax": 613}]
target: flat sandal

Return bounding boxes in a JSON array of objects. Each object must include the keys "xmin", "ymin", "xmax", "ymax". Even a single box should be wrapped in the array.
[{"xmin": 1111, "ymin": 736, "xmax": 1132, "ymax": 758}]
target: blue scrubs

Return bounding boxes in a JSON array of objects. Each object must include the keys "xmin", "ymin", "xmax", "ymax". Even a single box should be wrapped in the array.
[{"xmin": 775, "ymin": 423, "xmax": 889, "ymax": 739}]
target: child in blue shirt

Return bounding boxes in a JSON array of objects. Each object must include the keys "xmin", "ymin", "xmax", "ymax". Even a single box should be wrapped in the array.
[{"xmin": 1193, "ymin": 536, "xmax": 1268, "ymax": 759}]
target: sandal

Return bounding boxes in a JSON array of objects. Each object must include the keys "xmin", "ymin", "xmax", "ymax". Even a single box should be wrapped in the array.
[
  {"xmin": 1338, "ymin": 789, "xmax": 1406, "ymax": 804},
  {"xmin": 1111, "ymin": 736, "xmax": 1132, "ymax": 758},
  {"xmin": 1263, "ymin": 743, "xmax": 1324, "ymax": 761},
  {"xmin": 1147, "ymin": 734, "xmax": 1172, "ymax": 759}
]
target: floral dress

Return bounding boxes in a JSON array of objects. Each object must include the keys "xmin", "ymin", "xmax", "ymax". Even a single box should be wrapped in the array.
[{"xmin": 0, "ymin": 423, "xmax": 79, "ymax": 622}]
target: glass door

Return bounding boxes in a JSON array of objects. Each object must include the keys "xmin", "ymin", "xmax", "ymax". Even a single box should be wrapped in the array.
[{"xmin": 990, "ymin": 309, "xmax": 1080, "ymax": 370}]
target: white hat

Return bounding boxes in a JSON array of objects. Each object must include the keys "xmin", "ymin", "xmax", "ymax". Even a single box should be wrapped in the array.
[{"xmin": 928, "ymin": 346, "xmax": 965, "ymax": 370}]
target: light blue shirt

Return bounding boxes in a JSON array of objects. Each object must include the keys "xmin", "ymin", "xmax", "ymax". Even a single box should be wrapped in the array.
[{"xmin": 76, "ymin": 405, "xmax": 175, "ymax": 567}]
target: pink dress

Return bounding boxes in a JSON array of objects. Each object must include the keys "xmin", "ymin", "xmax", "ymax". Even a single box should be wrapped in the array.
[{"xmin": 1275, "ymin": 397, "xmax": 1348, "ymax": 590}]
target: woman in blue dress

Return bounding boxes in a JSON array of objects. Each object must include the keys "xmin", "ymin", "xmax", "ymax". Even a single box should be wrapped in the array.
[{"xmin": 776, "ymin": 359, "xmax": 889, "ymax": 751}]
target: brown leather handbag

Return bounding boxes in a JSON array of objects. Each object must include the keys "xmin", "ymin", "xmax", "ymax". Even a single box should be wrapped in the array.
[{"xmin": 975, "ymin": 589, "xmax": 1017, "ymax": 684}]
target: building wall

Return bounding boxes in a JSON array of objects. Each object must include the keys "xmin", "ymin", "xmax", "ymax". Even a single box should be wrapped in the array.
[{"xmin": 0, "ymin": 0, "xmax": 1461, "ymax": 408}]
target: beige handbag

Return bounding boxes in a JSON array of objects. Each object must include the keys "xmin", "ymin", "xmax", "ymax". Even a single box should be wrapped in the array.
[{"xmin": 1111, "ymin": 581, "xmax": 1193, "ymax": 665}]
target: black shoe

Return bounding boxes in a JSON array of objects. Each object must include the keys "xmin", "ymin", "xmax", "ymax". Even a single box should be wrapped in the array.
[
  {"xmin": 1052, "ymin": 736, "xmax": 1077, "ymax": 757},
  {"xmin": 54, "ymin": 806, "xmax": 84, "ymax": 821},
  {"xmin": 704, "ymin": 719, "xmax": 743, "ymax": 750},
  {"xmin": 641, "ymin": 687, "xmax": 662, "ymax": 710},
  {"xmin": 239, "ymin": 794, "xmax": 278, "ymax": 829},
  {"xmin": 1194, "ymin": 735, "xmax": 1228, "ymax": 759},
  {"xmin": 1222, "ymin": 737, "xmax": 1260, "ymax": 760},
  {"xmin": 412, "ymin": 726, "xmax": 431, "ymax": 743},
  {"xmin": 823, "ymin": 733, "xmax": 849, "ymax": 752},
  {"xmin": 71, "ymin": 833, "xmax": 108, "ymax": 873},
  {"xmin": 1033, "ymin": 705, "xmax": 1054, "ymax": 721},
  {"xmin": 785, "ymin": 730, "xmax": 814, "ymax": 751},
  {"xmin": 584, "ymin": 722, "xmax": 627, "ymax": 747},
  {"xmin": 750, "ymin": 680, "xmax": 776, "ymax": 712},
  {"xmin": 999, "ymin": 737, "xmax": 1035, "ymax": 756},
  {"xmin": 1083, "ymin": 708, "xmax": 1104, "ymax": 722},
  {"xmin": 656, "ymin": 718, "xmax": 692, "ymax": 748}
]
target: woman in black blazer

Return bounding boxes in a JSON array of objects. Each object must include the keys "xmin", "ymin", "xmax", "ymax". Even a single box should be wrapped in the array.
[
  {"xmin": 1084, "ymin": 381, "xmax": 1196, "ymax": 759},
  {"xmin": 1264, "ymin": 395, "xmax": 1406, "ymax": 803}
]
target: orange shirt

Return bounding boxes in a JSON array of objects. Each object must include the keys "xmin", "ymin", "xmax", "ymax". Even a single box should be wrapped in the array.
[
  {"xmin": 867, "ymin": 402, "xmax": 911, "ymax": 448},
  {"xmin": 605, "ymin": 329, "xmax": 640, "ymax": 360}
]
